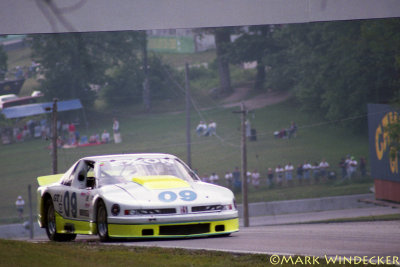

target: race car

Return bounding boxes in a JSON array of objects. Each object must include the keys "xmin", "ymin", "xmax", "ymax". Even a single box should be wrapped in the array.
[{"xmin": 37, "ymin": 153, "xmax": 239, "ymax": 241}]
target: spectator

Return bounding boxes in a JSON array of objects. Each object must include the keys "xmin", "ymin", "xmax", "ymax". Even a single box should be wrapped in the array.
[
  {"xmin": 312, "ymin": 162, "xmax": 320, "ymax": 183},
  {"xmin": 296, "ymin": 164, "xmax": 303, "ymax": 184},
  {"xmin": 15, "ymin": 196, "xmax": 25, "ymax": 219},
  {"xmin": 284, "ymin": 162, "xmax": 294, "ymax": 186},
  {"xmin": 275, "ymin": 165, "xmax": 284, "ymax": 186},
  {"xmin": 225, "ymin": 171, "xmax": 233, "ymax": 188},
  {"xmin": 319, "ymin": 159, "xmax": 329, "ymax": 179},
  {"xmin": 201, "ymin": 174, "xmax": 209, "ymax": 183},
  {"xmin": 251, "ymin": 169, "xmax": 260, "ymax": 188},
  {"xmin": 113, "ymin": 118, "xmax": 122, "ymax": 143},
  {"xmin": 349, "ymin": 156, "xmax": 358, "ymax": 178},
  {"xmin": 195, "ymin": 121, "xmax": 207, "ymax": 136},
  {"xmin": 209, "ymin": 172, "xmax": 219, "ymax": 184},
  {"xmin": 267, "ymin": 168, "xmax": 274, "ymax": 187},
  {"xmin": 303, "ymin": 161, "xmax": 312, "ymax": 183},
  {"xmin": 288, "ymin": 121, "xmax": 297, "ymax": 138},
  {"xmin": 232, "ymin": 167, "xmax": 241, "ymax": 193},
  {"xmin": 206, "ymin": 121, "xmax": 217, "ymax": 136},
  {"xmin": 101, "ymin": 130, "xmax": 110, "ymax": 143},
  {"xmin": 68, "ymin": 122, "xmax": 76, "ymax": 145},
  {"xmin": 339, "ymin": 158, "xmax": 347, "ymax": 179}
]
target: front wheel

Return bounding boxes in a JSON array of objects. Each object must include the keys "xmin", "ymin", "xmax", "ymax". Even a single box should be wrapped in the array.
[
  {"xmin": 45, "ymin": 198, "xmax": 76, "ymax": 241},
  {"xmin": 97, "ymin": 200, "xmax": 110, "ymax": 242}
]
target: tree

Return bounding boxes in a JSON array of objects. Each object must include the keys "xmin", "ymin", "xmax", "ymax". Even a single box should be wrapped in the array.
[
  {"xmin": 196, "ymin": 27, "xmax": 236, "ymax": 96},
  {"xmin": 231, "ymin": 25, "xmax": 277, "ymax": 90},
  {"xmin": 30, "ymin": 32, "xmax": 107, "ymax": 104},
  {"xmin": 265, "ymin": 19, "xmax": 400, "ymax": 130},
  {"xmin": 214, "ymin": 27, "xmax": 233, "ymax": 95},
  {"xmin": 0, "ymin": 44, "xmax": 7, "ymax": 80}
]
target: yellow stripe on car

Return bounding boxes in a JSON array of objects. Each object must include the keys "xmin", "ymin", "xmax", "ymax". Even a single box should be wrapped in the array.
[{"xmin": 132, "ymin": 175, "xmax": 190, "ymax": 190}]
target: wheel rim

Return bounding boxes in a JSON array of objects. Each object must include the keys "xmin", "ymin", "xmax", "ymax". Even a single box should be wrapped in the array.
[
  {"xmin": 97, "ymin": 204, "xmax": 108, "ymax": 237},
  {"xmin": 47, "ymin": 203, "xmax": 56, "ymax": 236}
]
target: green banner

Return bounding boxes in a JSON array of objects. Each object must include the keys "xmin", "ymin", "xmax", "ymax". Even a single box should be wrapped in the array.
[{"xmin": 148, "ymin": 36, "xmax": 195, "ymax": 53}]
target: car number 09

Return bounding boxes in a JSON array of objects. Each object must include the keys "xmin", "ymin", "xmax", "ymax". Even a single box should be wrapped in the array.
[
  {"xmin": 63, "ymin": 192, "xmax": 78, "ymax": 218},
  {"xmin": 158, "ymin": 190, "xmax": 197, "ymax": 202}
]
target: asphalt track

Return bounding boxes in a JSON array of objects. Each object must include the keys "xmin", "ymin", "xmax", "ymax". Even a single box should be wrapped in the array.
[
  {"xmin": 7, "ymin": 206, "xmax": 400, "ymax": 259},
  {"xmin": 106, "ymin": 221, "xmax": 400, "ymax": 258}
]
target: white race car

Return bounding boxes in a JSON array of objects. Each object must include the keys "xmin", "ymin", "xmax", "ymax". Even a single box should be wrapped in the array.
[{"xmin": 37, "ymin": 153, "xmax": 239, "ymax": 241}]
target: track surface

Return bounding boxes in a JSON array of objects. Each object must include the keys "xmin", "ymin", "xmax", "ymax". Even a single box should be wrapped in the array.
[{"xmin": 104, "ymin": 221, "xmax": 400, "ymax": 258}]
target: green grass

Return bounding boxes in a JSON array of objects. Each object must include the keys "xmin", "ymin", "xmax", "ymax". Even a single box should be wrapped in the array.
[
  {"xmin": 0, "ymin": 99, "xmax": 372, "ymax": 222},
  {"xmin": 1, "ymin": 46, "xmax": 372, "ymax": 223},
  {"xmin": 0, "ymin": 239, "xmax": 388, "ymax": 267}
]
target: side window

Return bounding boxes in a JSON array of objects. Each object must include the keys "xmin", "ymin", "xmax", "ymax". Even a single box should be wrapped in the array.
[{"xmin": 61, "ymin": 162, "xmax": 79, "ymax": 186}]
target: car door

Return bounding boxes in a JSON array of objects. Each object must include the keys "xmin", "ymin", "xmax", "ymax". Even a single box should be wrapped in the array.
[{"xmin": 69, "ymin": 160, "xmax": 96, "ymax": 221}]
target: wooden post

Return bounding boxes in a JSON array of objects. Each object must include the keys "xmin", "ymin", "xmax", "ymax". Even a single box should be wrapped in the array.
[
  {"xmin": 52, "ymin": 99, "xmax": 58, "ymax": 174},
  {"xmin": 240, "ymin": 102, "xmax": 249, "ymax": 227}
]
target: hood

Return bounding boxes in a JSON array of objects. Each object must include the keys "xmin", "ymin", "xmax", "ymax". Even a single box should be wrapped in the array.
[{"xmin": 100, "ymin": 177, "xmax": 233, "ymax": 207}]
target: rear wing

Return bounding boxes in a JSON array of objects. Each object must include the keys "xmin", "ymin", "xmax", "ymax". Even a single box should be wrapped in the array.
[{"xmin": 37, "ymin": 174, "xmax": 63, "ymax": 186}]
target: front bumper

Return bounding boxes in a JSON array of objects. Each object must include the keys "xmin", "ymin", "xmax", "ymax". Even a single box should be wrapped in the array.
[{"xmin": 108, "ymin": 217, "xmax": 239, "ymax": 238}]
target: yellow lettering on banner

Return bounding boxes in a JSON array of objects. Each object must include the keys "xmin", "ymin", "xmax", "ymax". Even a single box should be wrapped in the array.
[
  {"xmin": 393, "ymin": 256, "xmax": 399, "ymax": 265},
  {"xmin": 390, "ymin": 153, "xmax": 399, "ymax": 173},
  {"xmin": 375, "ymin": 125, "xmax": 384, "ymax": 160},
  {"xmin": 375, "ymin": 111, "xmax": 399, "ymax": 174}
]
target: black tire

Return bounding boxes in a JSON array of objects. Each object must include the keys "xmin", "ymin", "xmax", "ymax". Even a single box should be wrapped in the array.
[
  {"xmin": 97, "ymin": 200, "xmax": 110, "ymax": 242},
  {"xmin": 45, "ymin": 197, "xmax": 76, "ymax": 242}
]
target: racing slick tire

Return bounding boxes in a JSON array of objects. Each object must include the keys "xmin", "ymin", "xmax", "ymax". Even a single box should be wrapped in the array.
[
  {"xmin": 97, "ymin": 200, "xmax": 110, "ymax": 242},
  {"xmin": 44, "ymin": 197, "xmax": 76, "ymax": 242}
]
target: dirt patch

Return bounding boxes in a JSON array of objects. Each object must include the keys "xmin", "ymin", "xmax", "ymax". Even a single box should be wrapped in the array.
[{"xmin": 222, "ymin": 88, "xmax": 291, "ymax": 110}]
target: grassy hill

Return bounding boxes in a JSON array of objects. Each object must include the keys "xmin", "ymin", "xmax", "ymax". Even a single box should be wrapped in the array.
[
  {"xmin": 0, "ymin": 46, "xmax": 372, "ymax": 223},
  {"xmin": 0, "ymin": 96, "xmax": 372, "ymax": 223}
]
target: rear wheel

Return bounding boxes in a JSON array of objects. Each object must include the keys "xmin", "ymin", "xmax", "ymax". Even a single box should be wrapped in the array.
[
  {"xmin": 45, "ymin": 197, "xmax": 76, "ymax": 241},
  {"xmin": 97, "ymin": 200, "xmax": 110, "ymax": 242}
]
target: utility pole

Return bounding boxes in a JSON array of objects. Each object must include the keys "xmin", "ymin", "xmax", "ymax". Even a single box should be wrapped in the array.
[
  {"xmin": 185, "ymin": 62, "xmax": 192, "ymax": 168},
  {"xmin": 233, "ymin": 102, "xmax": 249, "ymax": 227},
  {"xmin": 51, "ymin": 98, "xmax": 58, "ymax": 174}
]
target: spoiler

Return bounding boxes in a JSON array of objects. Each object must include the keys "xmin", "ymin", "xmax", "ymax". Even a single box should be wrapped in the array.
[{"xmin": 37, "ymin": 174, "xmax": 63, "ymax": 186}]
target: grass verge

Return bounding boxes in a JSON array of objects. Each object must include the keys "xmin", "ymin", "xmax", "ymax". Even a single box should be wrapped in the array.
[{"xmin": 0, "ymin": 239, "xmax": 392, "ymax": 267}]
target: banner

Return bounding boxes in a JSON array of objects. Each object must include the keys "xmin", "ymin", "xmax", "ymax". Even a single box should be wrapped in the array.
[
  {"xmin": 368, "ymin": 104, "xmax": 399, "ymax": 181},
  {"xmin": 148, "ymin": 36, "xmax": 195, "ymax": 53}
]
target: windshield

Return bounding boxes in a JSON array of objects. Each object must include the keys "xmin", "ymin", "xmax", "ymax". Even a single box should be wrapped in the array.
[{"xmin": 96, "ymin": 157, "xmax": 198, "ymax": 186}]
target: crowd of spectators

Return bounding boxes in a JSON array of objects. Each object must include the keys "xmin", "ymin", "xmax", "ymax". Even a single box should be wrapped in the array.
[{"xmin": 199, "ymin": 155, "xmax": 367, "ymax": 191}]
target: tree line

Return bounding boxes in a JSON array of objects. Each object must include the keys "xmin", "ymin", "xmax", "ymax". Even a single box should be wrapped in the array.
[{"xmin": 1, "ymin": 18, "xmax": 399, "ymax": 131}]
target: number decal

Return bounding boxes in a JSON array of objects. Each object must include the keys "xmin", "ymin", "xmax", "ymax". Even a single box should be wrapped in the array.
[
  {"xmin": 158, "ymin": 191, "xmax": 177, "ymax": 202},
  {"xmin": 71, "ymin": 192, "xmax": 77, "ymax": 218},
  {"xmin": 63, "ymin": 191, "xmax": 78, "ymax": 218},
  {"xmin": 158, "ymin": 190, "xmax": 197, "ymax": 202},
  {"xmin": 64, "ymin": 191, "xmax": 70, "ymax": 217},
  {"xmin": 179, "ymin": 190, "xmax": 197, "ymax": 201}
]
